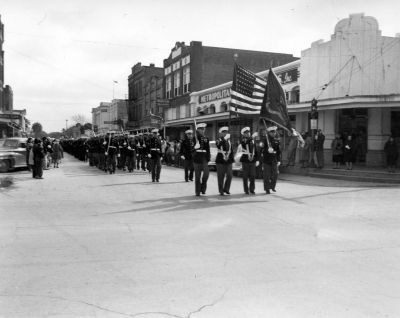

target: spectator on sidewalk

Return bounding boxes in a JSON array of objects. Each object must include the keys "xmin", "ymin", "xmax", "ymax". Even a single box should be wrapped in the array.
[
  {"xmin": 331, "ymin": 133, "xmax": 344, "ymax": 169},
  {"xmin": 343, "ymin": 135, "xmax": 356, "ymax": 170},
  {"xmin": 285, "ymin": 132, "xmax": 299, "ymax": 166},
  {"xmin": 32, "ymin": 139, "xmax": 45, "ymax": 179},
  {"xmin": 26, "ymin": 137, "xmax": 34, "ymax": 172},
  {"xmin": 299, "ymin": 131, "xmax": 311, "ymax": 168},
  {"xmin": 314, "ymin": 129, "xmax": 325, "ymax": 169},
  {"xmin": 384, "ymin": 136, "xmax": 398, "ymax": 173}
]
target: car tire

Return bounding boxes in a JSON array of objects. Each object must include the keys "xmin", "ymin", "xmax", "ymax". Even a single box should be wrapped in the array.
[{"xmin": 0, "ymin": 160, "xmax": 10, "ymax": 173}]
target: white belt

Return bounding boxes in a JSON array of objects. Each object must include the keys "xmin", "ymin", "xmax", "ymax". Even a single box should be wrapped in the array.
[
  {"xmin": 108, "ymin": 146, "xmax": 116, "ymax": 149},
  {"xmin": 196, "ymin": 150, "xmax": 206, "ymax": 152},
  {"xmin": 150, "ymin": 148, "xmax": 160, "ymax": 151}
]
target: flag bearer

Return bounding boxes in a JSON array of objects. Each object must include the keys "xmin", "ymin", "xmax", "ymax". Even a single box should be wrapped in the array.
[
  {"xmin": 237, "ymin": 127, "xmax": 259, "ymax": 194},
  {"xmin": 216, "ymin": 126, "xmax": 234, "ymax": 195},
  {"xmin": 261, "ymin": 126, "xmax": 281, "ymax": 194},
  {"xmin": 193, "ymin": 123, "xmax": 210, "ymax": 196}
]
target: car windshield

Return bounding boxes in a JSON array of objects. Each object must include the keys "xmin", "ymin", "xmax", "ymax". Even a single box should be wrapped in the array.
[{"xmin": 2, "ymin": 139, "xmax": 20, "ymax": 148}]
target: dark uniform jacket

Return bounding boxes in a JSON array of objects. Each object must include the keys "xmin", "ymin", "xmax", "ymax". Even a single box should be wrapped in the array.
[
  {"xmin": 180, "ymin": 137, "xmax": 195, "ymax": 160},
  {"xmin": 106, "ymin": 137, "xmax": 119, "ymax": 156},
  {"xmin": 126, "ymin": 139, "xmax": 136, "ymax": 157},
  {"xmin": 239, "ymin": 137, "xmax": 259, "ymax": 163},
  {"xmin": 193, "ymin": 133, "xmax": 210, "ymax": 164},
  {"xmin": 262, "ymin": 138, "xmax": 281, "ymax": 164},
  {"xmin": 149, "ymin": 136, "xmax": 162, "ymax": 159},
  {"xmin": 216, "ymin": 137, "xmax": 234, "ymax": 164}
]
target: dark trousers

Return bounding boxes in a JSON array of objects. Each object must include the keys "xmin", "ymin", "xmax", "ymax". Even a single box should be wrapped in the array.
[
  {"xmin": 151, "ymin": 157, "xmax": 161, "ymax": 181},
  {"xmin": 316, "ymin": 150, "xmax": 324, "ymax": 168},
  {"xmin": 33, "ymin": 157, "xmax": 43, "ymax": 178},
  {"xmin": 194, "ymin": 161, "xmax": 209, "ymax": 195},
  {"xmin": 242, "ymin": 162, "xmax": 256, "ymax": 193},
  {"xmin": 184, "ymin": 159, "xmax": 194, "ymax": 181},
  {"xmin": 216, "ymin": 163, "xmax": 232, "ymax": 194},
  {"xmin": 106, "ymin": 154, "xmax": 116, "ymax": 173},
  {"xmin": 126, "ymin": 154, "xmax": 135, "ymax": 172},
  {"xmin": 99, "ymin": 153, "xmax": 106, "ymax": 170},
  {"xmin": 263, "ymin": 163, "xmax": 278, "ymax": 191}
]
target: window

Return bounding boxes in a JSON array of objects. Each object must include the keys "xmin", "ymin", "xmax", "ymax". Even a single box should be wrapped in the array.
[
  {"xmin": 220, "ymin": 102, "xmax": 228, "ymax": 112},
  {"xmin": 164, "ymin": 66, "xmax": 171, "ymax": 76},
  {"xmin": 172, "ymin": 61, "xmax": 180, "ymax": 71},
  {"xmin": 181, "ymin": 55, "xmax": 190, "ymax": 66},
  {"xmin": 166, "ymin": 76, "xmax": 172, "ymax": 99},
  {"xmin": 183, "ymin": 66, "xmax": 190, "ymax": 94},
  {"xmin": 209, "ymin": 104, "xmax": 216, "ymax": 114},
  {"xmin": 174, "ymin": 72, "xmax": 181, "ymax": 97}
]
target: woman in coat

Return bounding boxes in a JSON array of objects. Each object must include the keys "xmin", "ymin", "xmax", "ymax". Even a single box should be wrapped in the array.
[
  {"xmin": 51, "ymin": 139, "xmax": 63, "ymax": 168},
  {"xmin": 343, "ymin": 135, "xmax": 356, "ymax": 170},
  {"xmin": 384, "ymin": 136, "xmax": 398, "ymax": 173}
]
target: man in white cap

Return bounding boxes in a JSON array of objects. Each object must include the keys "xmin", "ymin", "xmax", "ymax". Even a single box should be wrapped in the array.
[
  {"xmin": 216, "ymin": 126, "xmax": 234, "ymax": 195},
  {"xmin": 237, "ymin": 127, "xmax": 259, "ymax": 194},
  {"xmin": 180, "ymin": 129, "xmax": 195, "ymax": 182},
  {"xmin": 148, "ymin": 128, "xmax": 162, "ymax": 182},
  {"xmin": 193, "ymin": 123, "xmax": 210, "ymax": 196},
  {"xmin": 261, "ymin": 125, "xmax": 281, "ymax": 194}
]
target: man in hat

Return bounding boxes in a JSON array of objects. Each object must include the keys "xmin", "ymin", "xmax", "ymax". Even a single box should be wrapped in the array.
[
  {"xmin": 105, "ymin": 131, "xmax": 119, "ymax": 174},
  {"xmin": 180, "ymin": 129, "xmax": 195, "ymax": 182},
  {"xmin": 237, "ymin": 127, "xmax": 259, "ymax": 194},
  {"xmin": 261, "ymin": 126, "xmax": 281, "ymax": 194},
  {"xmin": 126, "ymin": 135, "xmax": 136, "ymax": 172},
  {"xmin": 193, "ymin": 123, "xmax": 210, "ymax": 196},
  {"xmin": 216, "ymin": 126, "xmax": 234, "ymax": 195},
  {"xmin": 148, "ymin": 128, "xmax": 162, "ymax": 182}
]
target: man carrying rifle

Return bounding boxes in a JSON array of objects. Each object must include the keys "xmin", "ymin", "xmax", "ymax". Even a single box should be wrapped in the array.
[
  {"xmin": 193, "ymin": 123, "xmax": 210, "ymax": 196},
  {"xmin": 261, "ymin": 126, "xmax": 281, "ymax": 194},
  {"xmin": 148, "ymin": 128, "xmax": 162, "ymax": 182}
]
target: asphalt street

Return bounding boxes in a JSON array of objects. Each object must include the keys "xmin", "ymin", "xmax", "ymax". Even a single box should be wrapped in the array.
[{"xmin": 1, "ymin": 154, "xmax": 400, "ymax": 318}]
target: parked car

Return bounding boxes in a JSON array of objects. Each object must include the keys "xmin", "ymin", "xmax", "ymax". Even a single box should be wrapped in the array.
[
  {"xmin": 0, "ymin": 137, "xmax": 28, "ymax": 172},
  {"xmin": 208, "ymin": 140, "xmax": 242, "ymax": 172}
]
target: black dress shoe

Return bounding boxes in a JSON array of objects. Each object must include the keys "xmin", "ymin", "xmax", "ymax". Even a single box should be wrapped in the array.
[
  {"xmin": 245, "ymin": 191, "xmax": 249, "ymax": 195},
  {"xmin": 152, "ymin": 180, "xmax": 155, "ymax": 182},
  {"xmin": 250, "ymin": 191, "xmax": 255, "ymax": 194},
  {"xmin": 201, "ymin": 191, "xmax": 206, "ymax": 195},
  {"xmin": 195, "ymin": 193, "xmax": 200, "ymax": 196},
  {"xmin": 271, "ymin": 188, "xmax": 276, "ymax": 192},
  {"xmin": 266, "ymin": 190, "xmax": 270, "ymax": 194},
  {"xmin": 224, "ymin": 190, "xmax": 230, "ymax": 195},
  {"xmin": 189, "ymin": 179, "xmax": 193, "ymax": 181},
  {"xmin": 220, "ymin": 192, "xmax": 224, "ymax": 196},
  {"xmin": 156, "ymin": 179, "xmax": 159, "ymax": 182},
  {"xmin": 185, "ymin": 179, "xmax": 189, "ymax": 182}
]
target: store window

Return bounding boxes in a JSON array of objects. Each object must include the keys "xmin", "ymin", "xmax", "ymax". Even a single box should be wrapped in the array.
[
  {"xmin": 183, "ymin": 66, "xmax": 190, "ymax": 94},
  {"xmin": 209, "ymin": 104, "xmax": 216, "ymax": 114},
  {"xmin": 165, "ymin": 76, "xmax": 172, "ymax": 99},
  {"xmin": 174, "ymin": 72, "xmax": 180, "ymax": 97}
]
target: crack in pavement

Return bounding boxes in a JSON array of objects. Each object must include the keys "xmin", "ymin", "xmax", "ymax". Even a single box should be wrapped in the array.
[{"xmin": 0, "ymin": 290, "xmax": 228, "ymax": 318}]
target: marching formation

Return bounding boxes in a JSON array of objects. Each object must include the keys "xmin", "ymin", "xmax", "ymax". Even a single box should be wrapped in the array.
[{"xmin": 62, "ymin": 122, "xmax": 284, "ymax": 196}]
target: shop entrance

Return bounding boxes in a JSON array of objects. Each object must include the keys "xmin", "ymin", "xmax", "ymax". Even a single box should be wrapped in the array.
[
  {"xmin": 391, "ymin": 111, "xmax": 400, "ymax": 138},
  {"xmin": 338, "ymin": 108, "xmax": 368, "ymax": 163}
]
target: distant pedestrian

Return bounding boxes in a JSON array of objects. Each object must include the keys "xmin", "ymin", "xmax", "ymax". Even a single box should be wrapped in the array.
[
  {"xmin": 314, "ymin": 129, "xmax": 325, "ymax": 169},
  {"xmin": 384, "ymin": 136, "xmax": 398, "ymax": 173},
  {"xmin": 331, "ymin": 133, "xmax": 343, "ymax": 169},
  {"xmin": 26, "ymin": 137, "xmax": 34, "ymax": 171},
  {"xmin": 299, "ymin": 132, "xmax": 311, "ymax": 168},
  {"xmin": 32, "ymin": 139, "xmax": 45, "ymax": 179},
  {"xmin": 286, "ymin": 132, "xmax": 299, "ymax": 166},
  {"xmin": 343, "ymin": 135, "xmax": 356, "ymax": 170},
  {"xmin": 51, "ymin": 139, "xmax": 63, "ymax": 168}
]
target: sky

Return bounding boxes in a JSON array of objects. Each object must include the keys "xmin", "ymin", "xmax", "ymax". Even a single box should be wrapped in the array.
[{"xmin": 1, "ymin": 0, "xmax": 400, "ymax": 132}]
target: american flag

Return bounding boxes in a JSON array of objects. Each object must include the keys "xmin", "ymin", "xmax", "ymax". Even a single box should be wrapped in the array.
[{"xmin": 230, "ymin": 64, "xmax": 267, "ymax": 115}]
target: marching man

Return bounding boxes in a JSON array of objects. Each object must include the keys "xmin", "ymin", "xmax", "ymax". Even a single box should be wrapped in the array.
[
  {"xmin": 261, "ymin": 126, "xmax": 281, "ymax": 194},
  {"xmin": 237, "ymin": 127, "xmax": 259, "ymax": 194},
  {"xmin": 148, "ymin": 128, "xmax": 162, "ymax": 182},
  {"xmin": 193, "ymin": 123, "xmax": 210, "ymax": 196},
  {"xmin": 216, "ymin": 126, "xmax": 234, "ymax": 195},
  {"xmin": 180, "ymin": 129, "xmax": 195, "ymax": 182}
]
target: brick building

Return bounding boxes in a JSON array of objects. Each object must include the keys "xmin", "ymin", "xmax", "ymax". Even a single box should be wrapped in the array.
[
  {"xmin": 163, "ymin": 41, "xmax": 298, "ymax": 138},
  {"xmin": 126, "ymin": 63, "xmax": 164, "ymax": 132},
  {"xmin": 0, "ymin": 15, "xmax": 4, "ymax": 111}
]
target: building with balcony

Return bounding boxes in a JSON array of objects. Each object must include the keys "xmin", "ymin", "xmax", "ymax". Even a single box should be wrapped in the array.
[{"xmin": 162, "ymin": 41, "xmax": 298, "ymax": 139}]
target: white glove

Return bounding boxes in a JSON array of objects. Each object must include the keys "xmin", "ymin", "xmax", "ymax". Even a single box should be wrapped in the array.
[
  {"xmin": 255, "ymin": 161, "xmax": 260, "ymax": 167},
  {"xmin": 47, "ymin": 145, "xmax": 51, "ymax": 149},
  {"xmin": 194, "ymin": 143, "xmax": 200, "ymax": 149},
  {"xmin": 224, "ymin": 133, "xmax": 231, "ymax": 140},
  {"xmin": 105, "ymin": 152, "xmax": 108, "ymax": 156},
  {"xmin": 345, "ymin": 145, "xmax": 350, "ymax": 149},
  {"xmin": 123, "ymin": 142, "xmax": 127, "ymax": 146},
  {"xmin": 117, "ymin": 154, "xmax": 120, "ymax": 158},
  {"xmin": 268, "ymin": 147, "xmax": 274, "ymax": 153},
  {"xmin": 181, "ymin": 156, "xmax": 185, "ymax": 160},
  {"xmin": 148, "ymin": 154, "xmax": 152, "ymax": 158},
  {"xmin": 128, "ymin": 146, "xmax": 132, "ymax": 150},
  {"xmin": 103, "ymin": 142, "xmax": 107, "ymax": 145},
  {"xmin": 277, "ymin": 162, "xmax": 281, "ymax": 166}
]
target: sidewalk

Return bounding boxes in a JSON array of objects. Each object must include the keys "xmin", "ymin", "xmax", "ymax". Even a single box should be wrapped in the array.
[{"xmin": 279, "ymin": 163, "xmax": 400, "ymax": 184}]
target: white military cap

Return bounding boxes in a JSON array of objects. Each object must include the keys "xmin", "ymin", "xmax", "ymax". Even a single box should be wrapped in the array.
[
  {"xmin": 241, "ymin": 127, "xmax": 250, "ymax": 135},
  {"xmin": 219, "ymin": 126, "xmax": 229, "ymax": 133},
  {"xmin": 185, "ymin": 129, "xmax": 193, "ymax": 134},
  {"xmin": 138, "ymin": 133, "xmax": 143, "ymax": 136},
  {"xmin": 267, "ymin": 126, "xmax": 278, "ymax": 132},
  {"xmin": 151, "ymin": 128, "xmax": 159, "ymax": 133},
  {"xmin": 197, "ymin": 123, "xmax": 207, "ymax": 129}
]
